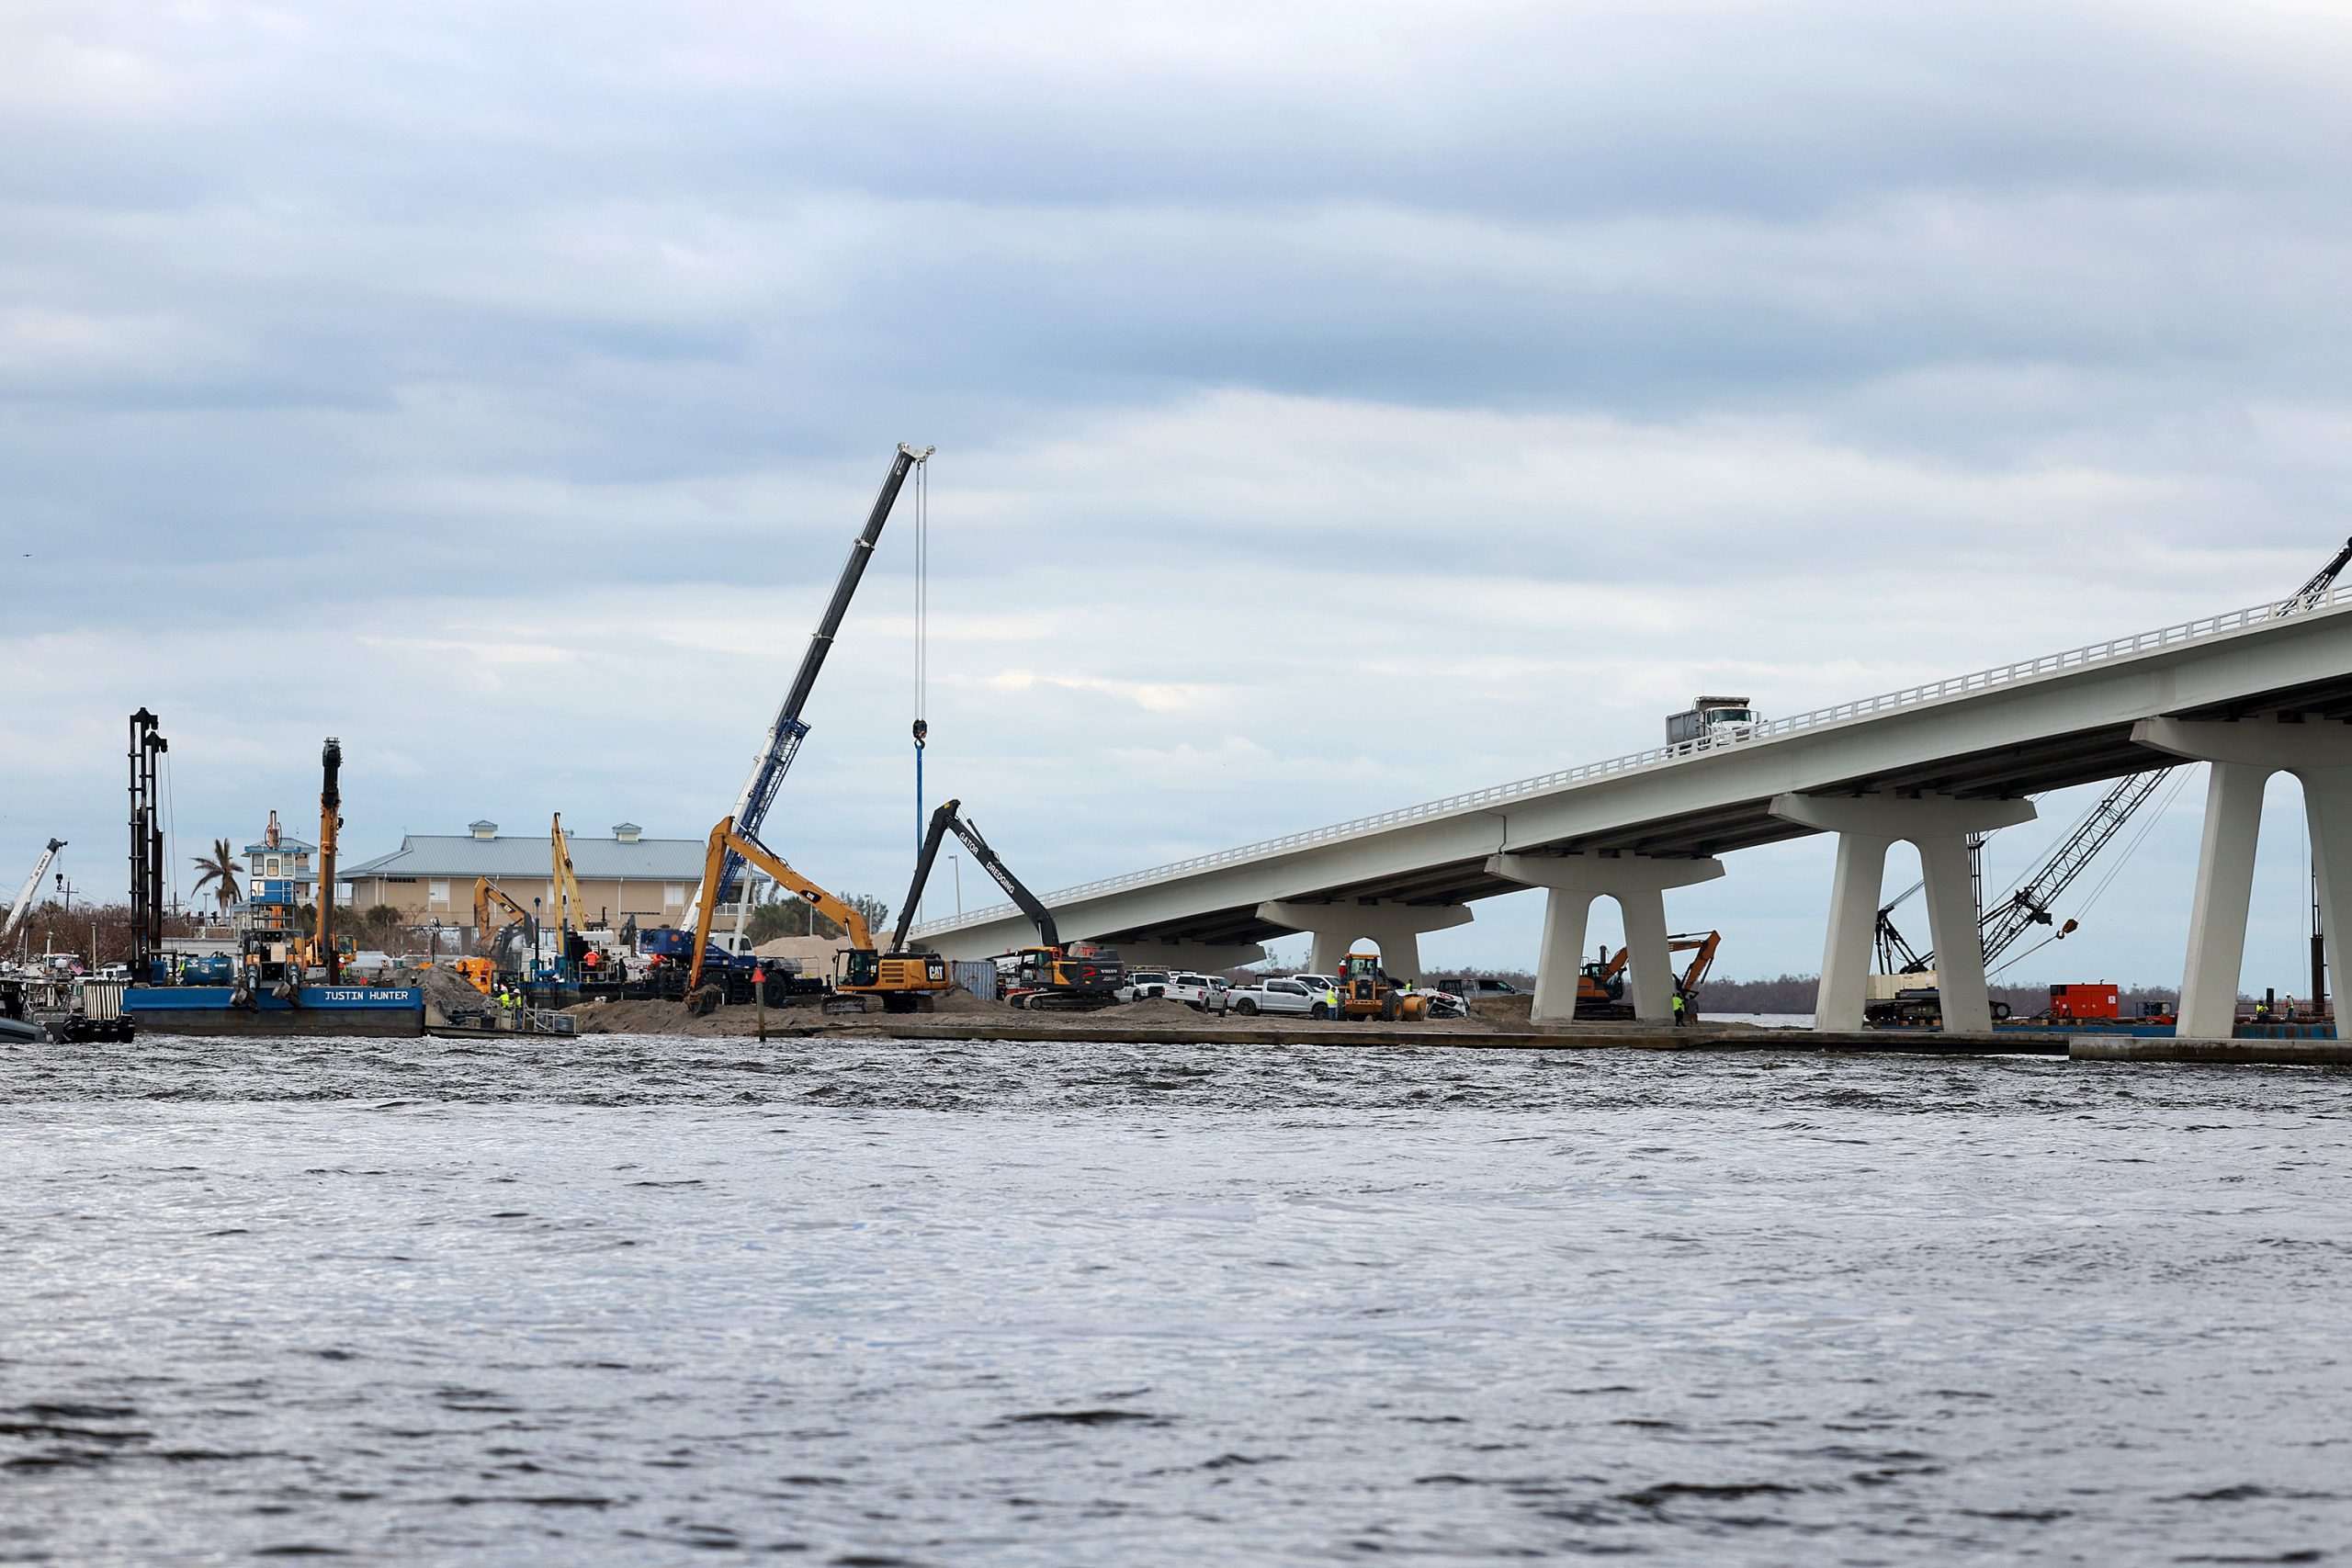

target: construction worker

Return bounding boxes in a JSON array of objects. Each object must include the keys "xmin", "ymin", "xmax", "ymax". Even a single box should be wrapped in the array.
[{"xmin": 1671, "ymin": 989, "xmax": 1689, "ymax": 1029}]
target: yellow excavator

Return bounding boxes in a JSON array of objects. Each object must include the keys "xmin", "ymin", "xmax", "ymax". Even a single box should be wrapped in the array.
[
  {"xmin": 895, "ymin": 800, "xmax": 1125, "ymax": 1010},
  {"xmin": 1576, "ymin": 931, "xmax": 1722, "ymax": 1020},
  {"xmin": 473, "ymin": 876, "xmax": 532, "ymax": 947},
  {"xmin": 551, "ymin": 814, "xmax": 586, "ymax": 939},
  {"xmin": 683, "ymin": 818, "xmax": 950, "ymax": 1015},
  {"xmin": 444, "ymin": 876, "xmax": 534, "ymax": 994}
]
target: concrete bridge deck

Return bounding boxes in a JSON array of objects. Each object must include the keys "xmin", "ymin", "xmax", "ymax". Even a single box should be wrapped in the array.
[{"xmin": 918, "ymin": 591, "xmax": 2352, "ymax": 984}]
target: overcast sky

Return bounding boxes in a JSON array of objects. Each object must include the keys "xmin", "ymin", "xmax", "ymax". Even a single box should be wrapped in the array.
[{"xmin": 7, "ymin": 0, "xmax": 2352, "ymax": 988}]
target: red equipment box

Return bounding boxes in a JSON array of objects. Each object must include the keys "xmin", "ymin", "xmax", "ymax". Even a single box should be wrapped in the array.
[{"xmin": 2049, "ymin": 983, "xmax": 2120, "ymax": 1020}]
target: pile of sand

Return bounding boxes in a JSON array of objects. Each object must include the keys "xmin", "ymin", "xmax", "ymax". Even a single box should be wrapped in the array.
[
  {"xmin": 413, "ymin": 964, "xmax": 493, "ymax": 1021},
  {"xmin": 1470, "ymin": 994, "xmax": 1535, "ymax": 1025},
  {"xmin": 929, "ymin": 985, "xmax": 1005, "ymax": 1015}
]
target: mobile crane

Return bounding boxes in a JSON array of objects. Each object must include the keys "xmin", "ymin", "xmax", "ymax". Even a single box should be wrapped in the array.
[
  {"xmin": 687, "ymin": 442, "xmax": 934, "ymax": 930},
  {"xmin": 893, "ymin": 800, "xmax": 1125, "ymax": 1010},
  {"xmin": 683, "ymin": 818, "xmax": 950, "ymax": 1015},
  {"xmin": 1, "ymin": 839, "xmax": 64, "ymax": 953}
]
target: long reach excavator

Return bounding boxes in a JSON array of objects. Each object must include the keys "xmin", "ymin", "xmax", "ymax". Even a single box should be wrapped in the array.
[
  {"xmin": 894, "ymin": 801, "xmax": 1125, "ymax": 1010},
  {"xmin": 683, "ymin": 818, "xmax": 951, "ymax": 1015}
]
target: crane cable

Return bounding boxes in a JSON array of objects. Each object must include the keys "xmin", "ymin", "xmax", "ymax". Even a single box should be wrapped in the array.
[{"xmin": 911, "ymin": 452, "xmax": 930, "ymax": 864}]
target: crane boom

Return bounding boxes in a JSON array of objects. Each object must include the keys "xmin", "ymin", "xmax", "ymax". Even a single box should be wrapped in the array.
[
  {"xmin": 1, "ymin": 839, "xmax": 64, "ymax": 948},
  {"xmin": 893, "ymin": 800, "xmax": 1058, "ymax": 953},
  {"xmin": 1894, "ymin": 769, "xmax": 2172, "ymax": 975},
  {"xmin": 696, "ymin": 442, "xmax": 934, "ymax": 919},
  {"xmin": 2273, "ymin": 536, "xmax": 2352, "ymax": 618},
  {"xmin": 1974, "ymin": 770, "xmax": 2172, "ymax": 967}
]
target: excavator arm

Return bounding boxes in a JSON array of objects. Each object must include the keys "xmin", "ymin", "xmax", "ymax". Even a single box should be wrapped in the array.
[
  {"xmin": 687, "ymin": 818, "xmax": 876, "ymax": 992},
  {"xmin": 551, "ymin": 814, "xmax": 585, "ymax": 936},
  {"xmin": 1670, "ymin": 931, "xmax": 1721, "ymax": 997},
  {"xmin": 473, "ymin": 877, "xmax": 532, "ymax": 944},
  {"xmin": 891, "ymin": 799, "xmax": 1059, "ymax": 953}
]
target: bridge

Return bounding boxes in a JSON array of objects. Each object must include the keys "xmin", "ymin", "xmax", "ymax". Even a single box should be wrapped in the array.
[{"xmin": 913, "ymin": 590, "xmax": 2352, "ymax": 1040}]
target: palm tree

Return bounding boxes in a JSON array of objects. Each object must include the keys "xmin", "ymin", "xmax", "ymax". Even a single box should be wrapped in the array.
[{"xmin": 191, "ymin": 838, "xmax": 243, "ymax": 913}]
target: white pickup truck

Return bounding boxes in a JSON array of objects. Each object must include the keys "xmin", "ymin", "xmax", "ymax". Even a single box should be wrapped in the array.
[
  {"xmin": 1116, "ymin": 969, "xmax": 1232, "ymax": 1011},
  {"xmin": 1116, "ymin": 969, "xmax": 1172, "ymax": 1002},
  {"xmin": 1225, "ymin": 976, "xmax": 1339, "ymax": 1018}
]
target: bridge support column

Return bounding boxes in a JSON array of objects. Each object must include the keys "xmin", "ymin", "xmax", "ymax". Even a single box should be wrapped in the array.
[
  {"xmin": 2134, "ymin": 717, "xmax": 2352, "ymax": 1040},
  {"xmin": 1255, "ymin": 899, "xmax": 1473, "ymax": 985},
  {"xmin": 1485, "ymin": 852, "xmax": 1724, "ymax": 1023},
  {"xmin": 1770, "ymin": 792, "xmax": 2037, "ymax": 1033},
  {"xmin": 1815, "ymin": 829, "xmax": 1894, "ymax": 1036}
]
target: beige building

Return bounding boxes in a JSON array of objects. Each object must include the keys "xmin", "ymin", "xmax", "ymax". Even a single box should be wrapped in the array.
[{"xmin": 343, "ymin": 819, "xmax": 744, "ymax": 932}]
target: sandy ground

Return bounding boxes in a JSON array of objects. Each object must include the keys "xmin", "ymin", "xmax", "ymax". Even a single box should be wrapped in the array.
[
  {"xmin": 562, "ymin": 985, "xmax": 1006, "ymax": 1038},
  {"xmin": 542, "ymin": 983, "xmax": 1770, "ymax": 1041},
  {"xmin": 391, "ymin": 953, "xmax": 1766, "ymax": 1043}
]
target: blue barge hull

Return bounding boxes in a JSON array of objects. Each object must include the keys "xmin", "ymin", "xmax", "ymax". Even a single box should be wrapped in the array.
[{"xmin": 122, "ymin": 987, "xmax": 424, "ymax": 1037}]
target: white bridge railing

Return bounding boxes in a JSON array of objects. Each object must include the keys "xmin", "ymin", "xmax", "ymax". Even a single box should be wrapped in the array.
[{"xmin": 912, "ymin": 587, "xmax": 2347, "ymax": 937}]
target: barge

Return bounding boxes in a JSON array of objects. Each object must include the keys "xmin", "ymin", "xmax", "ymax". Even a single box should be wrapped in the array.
[{"xmin": 120, "ymin": 984, "xmax": 424, "ymax": 1037}]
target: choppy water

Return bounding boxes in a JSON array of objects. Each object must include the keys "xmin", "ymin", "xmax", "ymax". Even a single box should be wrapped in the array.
[{"xmin": 3, "ymin": 1033, "xmax": 2348, "ymax": 1565}]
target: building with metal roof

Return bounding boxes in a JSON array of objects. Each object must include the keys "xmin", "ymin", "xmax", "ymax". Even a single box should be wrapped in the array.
[{"xmin": 343, "ymin": 819, "xmax": 727, "ymax": 930}]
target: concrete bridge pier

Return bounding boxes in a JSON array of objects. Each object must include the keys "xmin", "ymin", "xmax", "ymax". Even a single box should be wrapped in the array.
[
  {"xmin": 1770, "ymin": 792, "xmax": 2037, "ymax": 1033},
  {"xmin": 1486, "ymin": 852, "xmax": 1725, "ymax": 1023},
  {"xmin": 2135, "ymin": 716, "xmax": 2352, "ymax": 1040},
  {"xmin": 1255, "ymin": 899, "xmax": 1473, "ymax": 985}
]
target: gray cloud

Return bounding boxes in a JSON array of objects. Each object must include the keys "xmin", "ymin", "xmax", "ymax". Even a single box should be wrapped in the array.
[{"xmin": 6, "ymin": 0, "xmax": 2352, "ymax": 981}]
